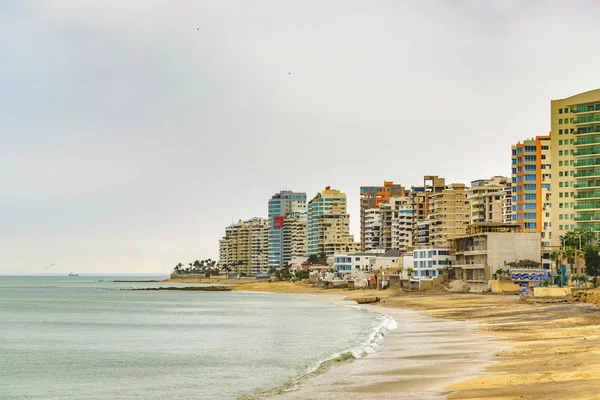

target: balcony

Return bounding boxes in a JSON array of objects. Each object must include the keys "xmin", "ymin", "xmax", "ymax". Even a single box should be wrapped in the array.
[
  {"xmin": 574, "ymin": 115, "xmax": 600, "ymax": 125},
  {"xmin": 575, "ymin": 222, "xmax": 600, "ymax": 230},
  {"xmin": 572, "ymin": 105, "xmax": 600, "ymax": 114},
  {"xmin": 454, "ymin": 263, "xmax": 485, "ymax": 269},
  {"xmin": 574, "ymin": 201, "xmax": 600, "ymax": 210},
  {"xmin": 575, "ymin": 190, "xmax": 600, "ymax": 200},
  {"xmin": 575, "ymin": 180, "xmax": 600, "ymax": 189},
  {"xmin": 575, "ymin": 169, "xmax": 600, "ymax": 178},
  {"xmin": 574, "ymin": 148, "xmax": 600, "ymax": 157},
  {"xmin": 574, "ymin": 213, "xmax": 600, "ymax": 222},
  {"xmin": 574, "ymin": 158, "xmax": 600, "ymax": 168},
  {"xmin": 575, "ymin": 136, "xmax": 600, "ymax": 146}
]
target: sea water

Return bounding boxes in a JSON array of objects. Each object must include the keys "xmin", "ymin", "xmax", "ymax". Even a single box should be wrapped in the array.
[{"xmin": 0, "ymin": 276, "xmax": 387, "ymax": 399}]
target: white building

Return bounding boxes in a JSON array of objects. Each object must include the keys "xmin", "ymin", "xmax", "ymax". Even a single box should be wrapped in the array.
[
  {"xmin": 411, "ymin": 247, "xmax": 452, "ymax": 280},
  {"xmin": 333, "ymin": 251, "xmax": 384, "ymax": 278},
  {"xmin": 363, "ymin": 208, "xmax": 382, "ymax": 250}
]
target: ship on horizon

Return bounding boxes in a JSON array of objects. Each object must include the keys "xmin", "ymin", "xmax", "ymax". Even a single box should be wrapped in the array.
[{"xmin": 68, "ymin": 272, "xmax": 79, "ymax": 277}]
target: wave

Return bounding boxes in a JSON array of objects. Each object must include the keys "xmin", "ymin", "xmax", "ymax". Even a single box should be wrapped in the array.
[{"xmin": 239, "ymin": 306, "xmax": 397, "ymax": 399}]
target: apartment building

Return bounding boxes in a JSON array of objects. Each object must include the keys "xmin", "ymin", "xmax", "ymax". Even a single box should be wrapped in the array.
[
  {"xmin": 428, "ymin": 183, "xmax": 470, "ymax": 247},
  {"xmin": 449, "ymin": 223, "xmax": 541, "ymax": 282},
  {"xmin": 468, "ymin": 177, "xmax": 510, "ymax": 224},
  {"xmin": 502, "ymin": 182, "xmax": 513, "ymax": 223},
  {"xmin": 410, "ymin": 176, "xmax": 446, "ymax": 242},
  {"xmin": 363, "ymin": 208, "xmax": 382, "ymax": 250},
  {"xmin": 411, "ymin": 247, "xmax": 452, "ymax": 280},
  {"xmin": 511, "ymin": 136, "xmax": 552, "ymax": 246},
  {"xmin": 219, "ymin": 217, "xmax": 269, "ymax": 275},
  {"xmin": 307, "ymin": 187, "xmax": 360, "ymax": 257},
  {"xmin": 359, "ymin": 181, "xmax": 405, "ymax": 250},
  {"xmin": 551, "ymin": 89, "xmax": 600, "ymax": 245},
  {"xmin": 268, "ymin": 190, "xmax": 307, "ymax": 269}
]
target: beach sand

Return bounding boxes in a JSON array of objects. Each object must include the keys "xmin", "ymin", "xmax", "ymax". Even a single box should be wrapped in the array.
[{"xmin": 169, "ymin": 278, "xmax": 600, "ymax": 399}]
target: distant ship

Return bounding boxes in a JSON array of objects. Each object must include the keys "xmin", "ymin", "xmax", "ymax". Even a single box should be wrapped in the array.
[{"xmin": 68, "ymin": 272, "xmax": 79, "ymax": 277}]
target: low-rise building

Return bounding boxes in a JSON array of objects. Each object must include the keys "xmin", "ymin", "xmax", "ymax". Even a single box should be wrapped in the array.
[
  {"xmin": 411, "ymin": 247, "xmax": 452, "ymax": 280},
  {"xmin": 333, "ymin": 251, "xmax": 384, "ymax": 278},
  {"xmin": 448, "ymin": 222, "xmax": 541, "ymax": 282}
]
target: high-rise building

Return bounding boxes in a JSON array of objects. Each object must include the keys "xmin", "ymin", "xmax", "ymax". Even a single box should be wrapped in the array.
[
  {"xmin": 390, "ymin": 197, "xmax": 416, "ymax": 251},
  {"xmin": 551, "ymin": 89, "xmax": 600, "ymax": 245},
  {"xmin": 363, "ymin": 208, "xmax": 382, "ymax": 250},
  {"xmin": 307, "ymin": 187, "xmax": 360, "ymax": 257},
  {"xmin": 379, "ymin": 196, "xmax": 415, "ymax": 251},
  {"xmin": 468, "ymin": 176, "xmax": 510, "ymax": 224},
  {"xmin": 511, "ymin": 137, "xmax": 551, "ymax": 245},
  {"xmin": 428, "ymin": 183, "xmax": 470, "ymax": 247},
  {"xmin": 502, "ymin": 182, "xmax": 513, "ymax": 223},
  {"xmin": 410, "ymin": 176, "xmax": 446, "ymax": 241},
  {"xmin": 359, "ymin": 181, "xmax": 405, "ymax": 250},
  {"xmin": 268, "ymin": 191, "xmax": 307, "ymax": 269},
  {"xmin": 219, "ymin": 217, "xmax": 268, "ymax": 275}
]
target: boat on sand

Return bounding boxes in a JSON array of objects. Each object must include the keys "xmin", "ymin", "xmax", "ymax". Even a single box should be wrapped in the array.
[{"xmin": 355, "ymin": 297, "xmax": 379, "ymax": 304}]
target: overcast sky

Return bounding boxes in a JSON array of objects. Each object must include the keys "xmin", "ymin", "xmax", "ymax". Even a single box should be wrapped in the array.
[{"xmin": 2, "ymin": 0, "xmax": 599, "ymax": 274}]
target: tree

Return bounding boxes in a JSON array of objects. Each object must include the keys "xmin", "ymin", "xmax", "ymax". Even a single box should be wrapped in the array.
[
  {"xmin": 584, "ymin": 247, "xmax": 600, "ymax": 288},
  {"xmin": 563, "ymin": 247, "xmax": 576, "ymax": 276},
  {"xmin": 407, "ymin": 268, "xmax": 415, "ymax": 280},
  {"xmin": 506, "ymin": 259, "xmax": 540, "ymax": 269},
  {"xmin": 307, "ymin": 254, "xmax": 319, "ymax": 264},
  {"xmin": 317, "ymin": 250, "xmax": 328, "ymax": 265},
  {"xmin": 295, "ymin": 269, "xmax": 309, "ymax": 280},
  {"xmin": 550, "ymin": 251, "xmax": 562, "ymax": 273}
]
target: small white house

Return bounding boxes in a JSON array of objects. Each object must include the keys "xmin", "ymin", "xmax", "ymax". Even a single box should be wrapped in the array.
[
  {"xmin": 411, "ymin": 247, "xmax": 452, "ymax": 280},
  {"xmin": 333, "ymin": 251, "xmax": 384, "ymax": 279}
]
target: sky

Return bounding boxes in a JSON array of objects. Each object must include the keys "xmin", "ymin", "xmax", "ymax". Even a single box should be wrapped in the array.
[{"xmin": 2, "ymin": 0, "xmax": 600, "ymax": 274}]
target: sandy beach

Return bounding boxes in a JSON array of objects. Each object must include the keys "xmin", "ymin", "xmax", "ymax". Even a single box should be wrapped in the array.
[{"xmin": 170, "ymin": 278, "xmax": 600, "ymax": 399}]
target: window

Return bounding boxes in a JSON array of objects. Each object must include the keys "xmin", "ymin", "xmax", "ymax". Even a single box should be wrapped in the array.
[
  {"xmin": 355, "ymin": 257, "xmax": 360, "ymax": 261},
  {"xmin": 559, "ymin": 119, "xmax": 563, "ymax": 124},
  {"xmin": 559, "ymin": 109, "xmax": 563, "ymax": 114},
  {"xmin": 524, "ymin": 146, "xmax": 536, "ymax": 152},
  {"xmin": 524, "ymin": 213, "xmax": 536, "ymax": 220},
  {"xmin": 525, "ymin": 193, "xmax": 536, "ymax": 200},
  {"xmin": 524, "ymin": 184, "xmax": 536, "ymax": 190},
  {"xmin": 559, "ymin": 161, "xmax": 563, "ymax": 166},
  {"xmin": 525, "ymin": 165, "xmax": 536, "ymax": 171},
  {"xmin": 525, "ymin": 174, "xmax": 536, "ymax": 181},
  {"xmin": 524, "ymin": 222, "xmax": 537, "ymax": 229},
  {"xmin": 559, "ymin": 129, "xmax": 563, "ymax": 135},
  {"xmin": 525, "ymin": 203, "xmax": 536, "ymax": 210},
  {"xmin": 524, "ymin": 155, "xmax": 536, "ymax": 162},
  {"xmin": 542, "ymin": 145, "xmax": 549, "ymax": 150},
  {"xmin": 559, "ymin": 140, "xmax": 563, "ymax": 145},
  {"xmin": 559, "ymin": 150, "xmax": 563, "ymax": 156}
]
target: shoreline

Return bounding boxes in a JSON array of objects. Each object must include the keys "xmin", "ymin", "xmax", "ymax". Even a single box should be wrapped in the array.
[{"xmin": 169, "ymin": 278, "xmax": 600, "ymax": 398}]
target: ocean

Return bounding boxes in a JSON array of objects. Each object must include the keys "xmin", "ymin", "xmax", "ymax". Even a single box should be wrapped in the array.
[{"xmin": 0, "ymin": 276, "xmax": 390, "ymax": 400}]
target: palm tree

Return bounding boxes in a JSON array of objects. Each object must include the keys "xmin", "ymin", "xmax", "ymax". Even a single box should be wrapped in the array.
[
  {"xmin": 550, "ymin": 251, "xmax": 562, "ymax": 275},
  {"xmin": 563, "ymin": 247, "xmax": 576, "ymax": 277}
]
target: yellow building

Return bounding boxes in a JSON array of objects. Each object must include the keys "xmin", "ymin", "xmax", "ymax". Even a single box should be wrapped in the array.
[
  {"xmin": 307, "ymin": 187, "xmax": 360, "ymax": 256},
  {"xmin": 219, "ymin": 217, "xmax": 268, "ymax": 275},
  {"xmin": 429, "ymin": 183, "xmax": 470, "ymax": 247},
  {"xmin": 550, "ymin": 89, "xmax": 600, "ymax": 245},
  {"xmin": 468, "ymin": 176, "xmax": 509, "ymax": 224}
]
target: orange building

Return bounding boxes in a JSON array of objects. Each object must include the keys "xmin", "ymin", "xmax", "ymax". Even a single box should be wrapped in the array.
[
  {"xmin": 511, "ymin": 136, "xmax": 551, "ymax": 246},
  {"xmin": 359, "ymin": 181, "xmax": 405, "ymax": 250}
]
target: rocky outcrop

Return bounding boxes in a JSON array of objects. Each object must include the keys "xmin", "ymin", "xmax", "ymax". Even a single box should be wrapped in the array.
[{"xmin": 127, "ymin": 286, "xmax": 232, "ymax": 291}]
